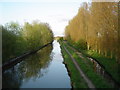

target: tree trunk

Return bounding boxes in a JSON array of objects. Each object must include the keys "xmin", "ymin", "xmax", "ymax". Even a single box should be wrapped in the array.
[
  {"xmin": 87, "ymin": 44, "xmax": 90, "ymax": 50},
  {"xmin": 98, "ymin": 49, "xmax": 101, "ymax": 54}
]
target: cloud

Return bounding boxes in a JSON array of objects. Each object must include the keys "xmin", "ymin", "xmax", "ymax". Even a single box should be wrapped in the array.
[
  {"xmin": 0, "ymin": 2, "xmax": 79, "ymax": 36},
  {"xmin": 61, "ymin": 18, "xmax": 70, "ymax": 22}
]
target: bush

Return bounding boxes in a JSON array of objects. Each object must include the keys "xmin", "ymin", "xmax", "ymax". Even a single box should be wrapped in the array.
[{"xmin": 2, "ymin": 21, "xmax": 54, "ymax": 63}]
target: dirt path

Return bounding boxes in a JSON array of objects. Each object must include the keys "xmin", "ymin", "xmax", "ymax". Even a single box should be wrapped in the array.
[
  {"xmin": 63, "ymin": 41, "xmax": 91, "ymax": 65},
  {"xmin": 63, "ymin": 44, "xmax": 96, "ymax": 88}
]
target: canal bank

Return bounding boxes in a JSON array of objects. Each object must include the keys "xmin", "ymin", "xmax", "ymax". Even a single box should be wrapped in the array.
[{"xmin": 59, "ymin": 40, "xmax": 115, "ymax": 88}]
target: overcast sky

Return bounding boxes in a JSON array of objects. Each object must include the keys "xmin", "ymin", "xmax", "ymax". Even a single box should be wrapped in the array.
[{"xmin": 0, "ymin": 0, "xmax": 91, "ymax": 36}]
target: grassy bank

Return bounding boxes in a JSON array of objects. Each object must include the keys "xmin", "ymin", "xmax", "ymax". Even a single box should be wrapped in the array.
[
  {"xmin": 66, "ymin": 41, "xmax": 120, "ymax": 84},
  {"xmin": 59, "ymin": 41, "xmax": 88, "ymax": 88},
  {"xmin": 64, "ymin": 42, "xmax": 112, "ymax": 88},
  {"xmin": 60, "ymin": 41, "xmax": 112, "ymax": 88},
  {"xmin": 83, "ymin": 50, "xmax": 120, "ymax": 84}
]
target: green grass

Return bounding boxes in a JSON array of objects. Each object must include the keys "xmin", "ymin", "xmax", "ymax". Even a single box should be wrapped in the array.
[
  {"xmin": 59, "ymin": 41, "xmax": 88, "ymax": 88},
  {"xmin": 83, "ymin": 50, "xmax": 120, "ymax": 84},
  {"xmin": 66, "ymin": 41, "xmax": 120, "ymax": 84},
  {"xmin": 63, "ymin": 42, "xmax": 112, "ymax": 88}
]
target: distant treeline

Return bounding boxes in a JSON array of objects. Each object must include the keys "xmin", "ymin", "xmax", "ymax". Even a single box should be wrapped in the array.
[
  {"xmin": 1, "ymin": 20, "xmax": 54, "ymax": 63},
  {"xmin": 65, "ymin": 2, "xmax": 120, "ymax": 63}
]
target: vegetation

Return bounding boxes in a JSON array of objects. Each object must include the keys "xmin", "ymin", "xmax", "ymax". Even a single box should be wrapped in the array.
[
  {"xmin": 22, "ymin": 21, "xmax": 53, "ymax": 50},
  {"xmin": 64, "ymin": 2, "xmax": 120, "ymax": 84},
  {"xmin": 65, "ymin": 2, "xmax": 119, "ymax": 62},
  {"xmin": 62, "ymin": 41, "xmax": 112, "ymax": 88},
  {"xmin": 82, "ymin": 50, "xmax": 120, "ymax": 84},
  {"xmin": 2, "ymin": 21, "xmax": 53, "ymax": 63},
  {"xmin": 59, "ymin": 41, "xmax": 88, "ymax": 88},
  {"xmin": 65, "ymin": 41, "xmax": 120, "ymax": 84}
]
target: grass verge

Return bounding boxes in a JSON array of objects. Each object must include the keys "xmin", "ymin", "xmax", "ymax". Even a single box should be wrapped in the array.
[
  {"xmin": 67, "ymin": 41, "xmax": 120, "ymax": 84},
  {"xmin": 59, "ymin": 41, "xmax": 88, "ymax": 88},
  {"xmin": 63, "ymin": 41, "xmax": 112, "ymax": 88}
]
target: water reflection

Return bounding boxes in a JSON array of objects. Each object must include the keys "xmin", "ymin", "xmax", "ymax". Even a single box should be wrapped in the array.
[
  {"xmin": 2, "ymin": 45, "xmax": 53, "ymax": 88},
  {"xmin": 3, "ymin": 41, "xmax": 71, "ymax": 88}
]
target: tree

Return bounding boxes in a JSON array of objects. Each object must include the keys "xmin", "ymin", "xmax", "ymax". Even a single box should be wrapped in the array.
[{"xmin": 65, "ymin": 2, "xmax": 119, "ymax": 61}]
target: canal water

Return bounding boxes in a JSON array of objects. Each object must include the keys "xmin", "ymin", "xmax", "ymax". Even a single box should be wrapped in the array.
[{"xmin": 2, "ymin": 40, "xmax": 71, "ymax": 88}]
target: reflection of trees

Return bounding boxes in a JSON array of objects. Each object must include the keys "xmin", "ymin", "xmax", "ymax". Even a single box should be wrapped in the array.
[
  {"xmin": 2, "ymin": 44, "xmax": 53, "ymax": 88},
  {"xmin": 2, "ymin": 69, "xmax": 22, "ymax": 89},
  {"xmin": 19, "ymin": 45, "xmax": 53, "ymax": 80}
]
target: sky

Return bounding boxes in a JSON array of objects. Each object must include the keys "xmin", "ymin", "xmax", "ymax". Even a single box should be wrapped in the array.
[{"xmin": 0, "ymin": 0, "xmax": 92, "ymax": 36}]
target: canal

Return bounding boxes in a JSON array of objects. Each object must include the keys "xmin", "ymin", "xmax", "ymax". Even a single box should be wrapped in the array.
[{"xmin": 2, "ymin": 40, "xmax": 71, "ymax": 88}]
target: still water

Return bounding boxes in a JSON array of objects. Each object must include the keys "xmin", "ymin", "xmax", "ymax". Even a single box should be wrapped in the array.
[{"xmin": 3, "ymin": 40, "xmax": 71, "ymax": 88}]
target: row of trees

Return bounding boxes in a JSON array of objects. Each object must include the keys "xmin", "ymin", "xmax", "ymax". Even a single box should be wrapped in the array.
[
  {"xmin": 2, "ymin": 21, "xmax": 53, "ymax": 63},
  {"xmin": 65, "ymin": 2, "xmax": 120, "ymax": 63}
]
